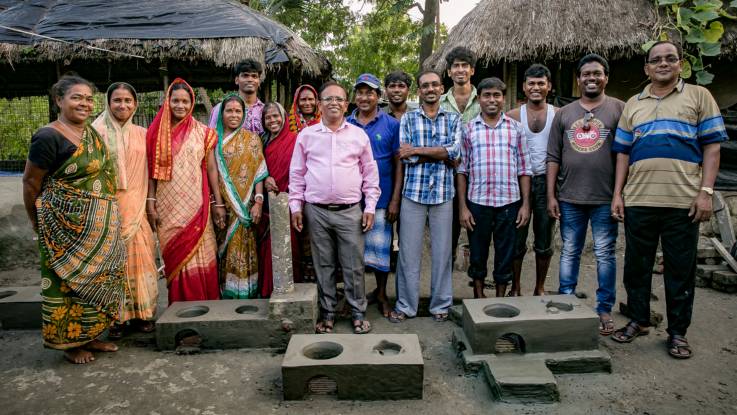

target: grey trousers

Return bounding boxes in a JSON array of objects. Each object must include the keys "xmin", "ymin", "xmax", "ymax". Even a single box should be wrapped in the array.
[
  {"xmin": 395, "ymin": 197, "xmax": 453, "ymax": 317},
  {"xmin": 304, "ymin": 203, "xmax": 367, "ymax": 319}
]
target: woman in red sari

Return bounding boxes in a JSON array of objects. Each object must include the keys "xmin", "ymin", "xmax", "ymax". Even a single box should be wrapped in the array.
[{"xmin": 146, "ymin": 78, "xmax": 226, "ymax": 303}]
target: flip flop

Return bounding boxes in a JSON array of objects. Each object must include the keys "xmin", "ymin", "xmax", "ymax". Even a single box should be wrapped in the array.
[
  {"xmin": 432, "ymin": 313, "xmax": 449, "ymax": 322},
  {"xmin": 353, "ymin": 319, "xmax": 372, "ymax": 334},
  {"xmin": 599, "ymin": 316, "xmax": 615, "ymax": 336},
  {"xmin": 315, "ymin": 320, "xmax": 334, "ymax": 334},
  {"xmin": 388, "ymin": 310, "xmax": 408, "ymax": 324},
  {"xmin": 667, "ymin": 335, "xmax": 693, "ymax": 359}
]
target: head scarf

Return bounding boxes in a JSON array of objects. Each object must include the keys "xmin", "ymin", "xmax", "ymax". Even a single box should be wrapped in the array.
[
  {"xmin": 288, "ymin": 84, "xmax": 321, "ymax": 133},
  {"xmin": 146, "ymin": 78, "xmax": 195, "ymax": 181},
  {"xmin": 92, "ymin": 82, "xmax": 138, "ymax": 189},
  {"xmin": 215, "ymin": 93, "xmax": 246, "ymax": 140},
  {"xmin": 262, "ymin": 102, "xmax": 297, "ymax": 193}
]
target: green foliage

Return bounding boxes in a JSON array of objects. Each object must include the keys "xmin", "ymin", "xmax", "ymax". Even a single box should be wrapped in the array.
[
  {"xmin": 647, "ymin": 0, "xmax": 737, "ymax": 85},
  {"xmin": 0, "ymin": 97, "xmax": 49, "ymax": 160}
]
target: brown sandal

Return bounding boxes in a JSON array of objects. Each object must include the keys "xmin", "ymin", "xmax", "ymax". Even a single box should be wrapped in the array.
[
  {"xmin": 611, "ymin": 321, "xmax": 649, "ymax": 343},
  {"xmin": 667, "ymin": 335, "xmax": 692, "ymax": 359},
  {"xmin": 315, "ymin": 320, "xmax": 334, "ymax": 334}
]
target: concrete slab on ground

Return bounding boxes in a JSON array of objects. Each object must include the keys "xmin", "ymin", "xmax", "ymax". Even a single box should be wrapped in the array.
[
  {"xmin": 282, "ymin": 333, "xmax": 423, "ymax": 400},
  {"xmin": 0, "ymin": 285, "xmax": 41, "ymax": 329}
]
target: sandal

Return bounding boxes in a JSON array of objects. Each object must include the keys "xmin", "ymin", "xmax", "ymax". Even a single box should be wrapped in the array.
[
  {"xmin": 432, "ymin": 312, "xmax": 449, "ymax": 322},
  {"xmin": 599, "ymin": 315, "xmax": 615, "ymax": 336},
  {"xmin": 353, "ymin": 319, "xmax": 372, "ymax": 334},
  {"xmin": 611, "ymin": 321, "xmax": 649, "ymax": 343},
  {"xmin": 136, "ymin": 320, "xmax": 156, "ymax": 333},
  {"xmin": 388, "ymin": 310, "xmax": 408, "ymax": 324},
  {"xmin": 107, "ymin": 323, "xmax": 124, "ymax": 340},
  {"xmin": 667, "ymin": 335, "xmax": 693, "ymax": 359},
  {"xmin": 315, "ymin": 320, "xmax": 334, "ymax": 334}
]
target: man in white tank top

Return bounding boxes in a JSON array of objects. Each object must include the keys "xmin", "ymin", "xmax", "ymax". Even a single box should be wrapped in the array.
[{"xmin": 507, "ymin": 64, "xmax": 558, "ymax": 296}]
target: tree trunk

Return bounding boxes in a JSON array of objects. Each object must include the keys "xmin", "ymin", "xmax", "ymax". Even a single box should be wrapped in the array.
[{"xmin": 419, "ymin": 0, "xmax": 438, "ymax": 70}]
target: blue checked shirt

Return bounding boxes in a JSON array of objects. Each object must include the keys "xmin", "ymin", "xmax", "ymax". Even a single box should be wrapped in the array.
[{"xmin": 400, "ymin": 106, "xmax": 462, "ymax": 205}]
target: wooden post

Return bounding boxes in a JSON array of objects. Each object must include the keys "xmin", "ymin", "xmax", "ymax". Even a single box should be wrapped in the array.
[{"xmin": 713, "ymin": 191, "xmax": 736, "ymax": 249}]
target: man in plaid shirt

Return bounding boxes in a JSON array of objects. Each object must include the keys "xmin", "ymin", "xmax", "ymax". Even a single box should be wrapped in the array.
[
  {"xmin": 389, "ymin": 70, "xmax": 462, "ymax": 323},
  {"xmin": 457, "ymin": 77, "xmax": 532, "ymax": 298}
]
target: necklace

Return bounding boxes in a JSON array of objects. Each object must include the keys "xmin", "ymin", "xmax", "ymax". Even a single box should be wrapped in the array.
[{"xmin": 55, "ymin": 119, "xmax": 85, "ymax": 143}]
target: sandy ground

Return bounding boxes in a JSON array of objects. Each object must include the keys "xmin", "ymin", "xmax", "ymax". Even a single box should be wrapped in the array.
[{"xmin": 1, "ymin": 222, "xmax": 737, "ymax": 415}]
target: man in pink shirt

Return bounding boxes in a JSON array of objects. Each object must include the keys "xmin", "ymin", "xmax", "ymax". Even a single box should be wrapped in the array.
[{"xmin": 289, "ymin": 81, "xmax": 381, "ymax": 335}]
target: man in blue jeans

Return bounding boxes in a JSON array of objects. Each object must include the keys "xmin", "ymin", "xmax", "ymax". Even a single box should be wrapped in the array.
[{"xmin": 546, "ymin": 54, "xmax": 625, "ymax": 336}]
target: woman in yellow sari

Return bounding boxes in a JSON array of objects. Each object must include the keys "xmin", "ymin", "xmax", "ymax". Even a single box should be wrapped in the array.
[
  {"xmin": 23, "ymin": 75, "xmax": 125, "ymax": 364},
  {"xmin": 92, "ymin": 82, "xmax": 158, "ymax": 337},
  {"xmin": 215, "ymin": 94, "xmax": 268, "ymax": 298},
  {"xmin": 146, "ymin": 78, "xmax": 225, "ymax": 303}
]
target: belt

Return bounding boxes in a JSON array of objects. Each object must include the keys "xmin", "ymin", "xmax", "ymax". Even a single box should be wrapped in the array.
[{"xmin": 311, "ymin": 202, "xmax": 358, "ymax": 211}]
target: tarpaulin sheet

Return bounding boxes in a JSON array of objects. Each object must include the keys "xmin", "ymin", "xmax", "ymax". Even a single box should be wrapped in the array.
[{"xmin": 0, "ymin": 0, "xmax": 293, "ymax": 62}]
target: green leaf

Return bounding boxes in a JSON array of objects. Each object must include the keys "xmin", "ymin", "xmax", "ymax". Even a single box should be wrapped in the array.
[
  {"xmin": 641, "ymin": 40, "xmax": 658, "ymax": 52},
  {"xmin": 699, "ymin": 41, "xmax": 722, "ymax": 56},
  {"xmin": 681, "ymin": 59, "xmax": 692, "ymax": 78},
  {"xmin": 695, "ymin": 69, "xmax": 715, "ymax": 85},
  {"xmin": 692, "ymin": 9, "xmax": 720, "ymax": 22},
  {"xmin": 659, "ymin": 31, "xmax": 670, "ymax": 41},
  {"xmin": 685, "ymin": 27, "xmax": 706, "ymax": 43},
  {"xmin": 703, "ymin": 21, "xmax": 724, "ymax": 42},
  {"xmin": 658, "ymin": 0, "xmax": 684, "ymax": 4},
  {"xmin": 731, "ymin": 0, "xmax": 737, "ymax": 7}
]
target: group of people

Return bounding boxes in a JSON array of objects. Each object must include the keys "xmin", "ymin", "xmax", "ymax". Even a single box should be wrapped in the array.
[{"xmin": 22, "ymin": 40, "xmax": 726, "ymax": 364}]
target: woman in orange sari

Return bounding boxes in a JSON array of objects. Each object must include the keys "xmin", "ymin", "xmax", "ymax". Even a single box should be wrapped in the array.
[
  {"xmin": 92, "ymin": 82, "xmax": 158, "ymax": 337},
  {"xmin": 287, "ymin": 85, "xmax": 321, "ymax": 133},
  {"xmin": 146, "ymin": 78, "xmax": 225, "ymax": 304}
]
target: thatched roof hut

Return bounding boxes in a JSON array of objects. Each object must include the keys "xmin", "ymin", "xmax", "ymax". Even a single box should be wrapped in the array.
[
  {"xmin": 427, "ymin": 0, "xmax": 737, "ymax": 108},
  {"xmin": 0, "ymin": 0, "xmax": 330, "ymax": 99}
]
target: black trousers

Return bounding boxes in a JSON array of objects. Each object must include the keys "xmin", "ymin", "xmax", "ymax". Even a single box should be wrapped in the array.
[{"xmin": 623, "ymin": 206, "xmax": 699, "ymax": 336}]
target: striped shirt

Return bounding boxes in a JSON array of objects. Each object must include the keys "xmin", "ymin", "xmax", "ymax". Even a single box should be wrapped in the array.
[
  {"xmin": 458, "ymin": 114, "xmax": 532, "ymax": 207},
  {"xmin": 613, "ymin": 79, "xmax": 728, "ymax": 208},
  {"xmin": 400, "ymin": 106, "xmax": 462, "ymax": 205}
]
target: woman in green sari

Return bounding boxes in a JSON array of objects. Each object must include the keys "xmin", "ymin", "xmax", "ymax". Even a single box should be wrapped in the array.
[
  {"xmin": 23, "ymin": 75, "xmax": 125, "ymax": 364},
  {"xmin": 215, "ymin": 94, "xmax": 269, "ymax": 298}
]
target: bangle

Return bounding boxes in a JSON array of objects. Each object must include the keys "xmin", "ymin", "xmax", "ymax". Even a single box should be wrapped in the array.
[
  {"xmin": 254, "ymin": 193, "xmax": 264, "ymax": 202},
  {"xmin": 146, "ymin": 198, "xmax": 156, "ymax": 201},
  {"xmin": 214, "ymin": 204, "xmax": 225, "ymax": 208}
]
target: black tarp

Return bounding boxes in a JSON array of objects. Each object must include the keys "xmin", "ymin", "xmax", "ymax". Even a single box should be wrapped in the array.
[{"xmin": 0, "ymin": 0, "xmax": 293, "ymax": 64}]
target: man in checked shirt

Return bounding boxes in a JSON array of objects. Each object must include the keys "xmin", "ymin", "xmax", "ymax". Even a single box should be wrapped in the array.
[
  {"xmin": 389, "ymin": 70, "xmax": 462, "ymax": 323},
  {"xmin": 457, "ymin": 77, "xmax": 531, "ymax": 298}
]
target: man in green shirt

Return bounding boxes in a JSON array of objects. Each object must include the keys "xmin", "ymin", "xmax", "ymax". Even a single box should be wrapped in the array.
[{"xmin": 440, "ymin": 46, "xmax": 481, "ymax": 266}]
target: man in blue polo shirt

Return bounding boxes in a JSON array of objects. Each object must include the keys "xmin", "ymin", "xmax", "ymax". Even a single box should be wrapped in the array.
[{"xmin": 347, "ymin": 73, "xmax": 402, "ymax": 317}]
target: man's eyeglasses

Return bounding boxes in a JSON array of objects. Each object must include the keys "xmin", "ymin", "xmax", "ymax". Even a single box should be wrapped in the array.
[
  {"xmin": 321, "ymin": 96, "xmax": 347, "ymax": 104},
  {"xmin": 647, "ymin": 55, "xmax": 680, "ymax": 65}
]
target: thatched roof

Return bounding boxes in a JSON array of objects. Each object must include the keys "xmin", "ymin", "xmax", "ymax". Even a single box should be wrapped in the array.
[
  {"xmin": 427, "ymin": 0, "xmax": 737, "ymax": 70},
  {"xmin": 0, "ymin": 0, "xmax": 329, "ymax": 77}
]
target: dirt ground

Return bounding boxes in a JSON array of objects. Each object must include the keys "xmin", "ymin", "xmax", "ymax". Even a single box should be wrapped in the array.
[{"xmin": 1, "ymin": 223, "xmax": 737, "ymax": 414}]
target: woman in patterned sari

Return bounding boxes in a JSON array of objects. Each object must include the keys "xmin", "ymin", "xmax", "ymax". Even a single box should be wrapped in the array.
[
  {"xmin": 23, "ymin": 75, "xmax": 125, "ymax": 364},
  {"xmin": 92, "ymin": 82, "xmax": 158, "ymax": 338},
  {"xmin": 146, "ymin": 78, "xmax": 225, "ymax": 304},
  {"xmin": 214, "ymin": 94, "xmax": 268, "ymax": 298}
]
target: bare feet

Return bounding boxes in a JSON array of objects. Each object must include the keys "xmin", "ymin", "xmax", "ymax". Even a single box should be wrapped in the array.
[
  {"xmin": 64, "ymin": 348, "xmax": 95, "ymax": 364},
  {"xmin": 83, "ymin": 339, "xmax": 119, "ymax": 352},
  {"xmin": 495, "ymin": 283, "xmax": 508, "ymax": 298},
  {"xmin": 473, "ymin": 280, "xmax": 486, "ymax": 298},
  {"xmin": 533, "ymin": 287, "xmax": 545, "ymax": 296}
]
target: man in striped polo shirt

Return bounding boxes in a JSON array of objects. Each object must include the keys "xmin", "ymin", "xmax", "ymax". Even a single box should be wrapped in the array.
[
  {"xmin": 610, "ymin": 41, "xmax": 727, "ymax": 359},
  {"xmin": 458, "ymin": 77, "xmax": 532, "ymax": 298}
]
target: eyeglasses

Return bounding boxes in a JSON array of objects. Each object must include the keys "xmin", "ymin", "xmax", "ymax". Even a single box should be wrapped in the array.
[
  {"xmin": 321, "ymin": 96, "xmax": 347, "ymax": 104},
  {"xmin": 647, "ymin": 55, "xmax": 680, "ymax": 65}
]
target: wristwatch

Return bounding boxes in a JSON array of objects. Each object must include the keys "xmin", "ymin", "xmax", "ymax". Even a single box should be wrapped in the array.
[{"xmin": 700, "ymin": 186, "xmax": 714, "ymax": 195}]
